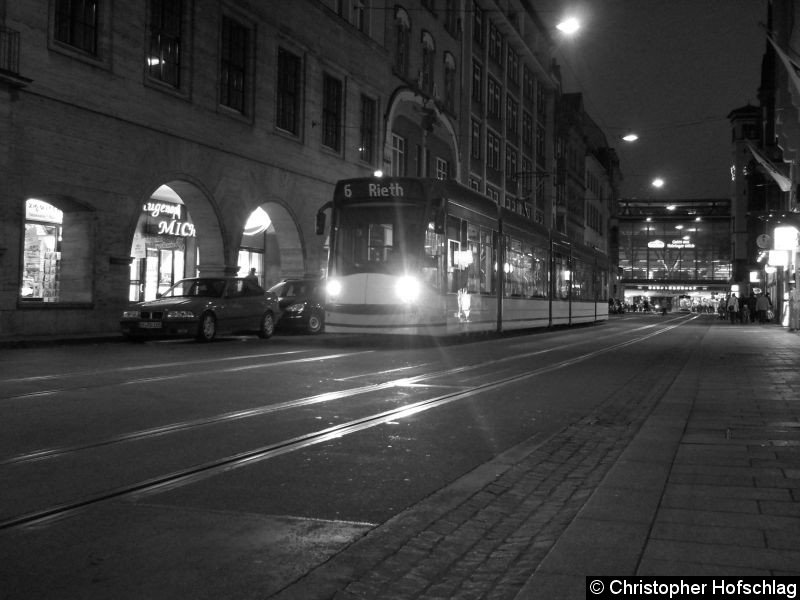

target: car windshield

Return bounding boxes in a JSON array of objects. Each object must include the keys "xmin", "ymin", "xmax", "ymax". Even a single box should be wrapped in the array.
[
  {"xmin": 269, "ymin": 281, "xmax": 317, "ymax": 298},
  {"xmin": 161, "ymin": 279, "xmax": 226, "ymax": 298}
]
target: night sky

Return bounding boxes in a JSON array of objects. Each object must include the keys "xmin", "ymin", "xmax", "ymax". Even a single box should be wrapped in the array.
[{"xmin": 548, "ymin": 0, "xmax": 767, "ymax": 200}]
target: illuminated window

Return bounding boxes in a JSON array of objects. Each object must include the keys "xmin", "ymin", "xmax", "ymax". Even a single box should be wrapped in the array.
[
  {"xmin": 147, "ymin": 0, "xmax": 182, "ymax": 87},
  {"xmin": 21, "ymin": 198, "xmax": 93, "ymax": 303}
]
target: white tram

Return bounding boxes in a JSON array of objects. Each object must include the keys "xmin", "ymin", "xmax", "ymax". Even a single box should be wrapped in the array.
[{"xmin": 316, "ymin": 177, "xmax": 608, "ymax": 335}]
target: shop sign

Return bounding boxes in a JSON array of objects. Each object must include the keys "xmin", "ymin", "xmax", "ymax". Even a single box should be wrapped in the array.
[
  {"xmin": 667, "ymin": 239, "xmax": 695, "ymax": 249},
  {"xmin": 26, "ymin": 199, "xmax": 63, "ymax": 224},
  {"xmin": 142, "ymin": 201, "xmax": 196, "ymax": 238}
]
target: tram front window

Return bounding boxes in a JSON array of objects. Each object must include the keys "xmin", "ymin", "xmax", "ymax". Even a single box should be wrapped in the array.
[{"xmin": 333, "ymin": 204, "xmax": 425, "ymax": 275}]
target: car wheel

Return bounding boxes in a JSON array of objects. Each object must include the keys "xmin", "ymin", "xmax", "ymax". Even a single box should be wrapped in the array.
[
  {"xmin": 196, "ymin": 312, "xmax": 216, "ymax": 342},
  {"xmin": 258, "ymin": 311, "xmax": 275, "ymax": 339},
  {"xmin": 307, "ymin": 310, "xmax": 324, "ymax": 335}
]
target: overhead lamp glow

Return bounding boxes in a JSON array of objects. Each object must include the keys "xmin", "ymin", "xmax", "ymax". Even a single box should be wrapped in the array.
[
  {"xmin": 243, "ymin": 207, "xmax": 271, "ymax": 236},
  {"xmin": 652, "ymin": 178, "xmax": 665, "ymax": 188},
  {"xmin": 622, "ymin": 133, "xmax": 639, "ymax": 142},
  {"xmin": 556, "ymin": 17, "xmax": 580, "ymax": 34}
]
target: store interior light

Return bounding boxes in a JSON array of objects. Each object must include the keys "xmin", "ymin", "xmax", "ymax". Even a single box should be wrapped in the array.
[
  {"xmin": 773, "ymin": 226, "xmax": 798, "ymax": 251},
  {"xmin": 767, "ymin": 249, "xmax": 790, "ymax": 268}
]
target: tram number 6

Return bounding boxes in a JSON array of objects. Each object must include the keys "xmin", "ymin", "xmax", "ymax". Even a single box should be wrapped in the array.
[{"xmin": 343, "ymin": 184, "xmax": 352, "ymax": 198}]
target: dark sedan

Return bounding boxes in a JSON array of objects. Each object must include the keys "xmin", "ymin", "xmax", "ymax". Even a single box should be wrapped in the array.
[
  {"xmin": 268, "ymin": 278, "xmax": 326, "ymax": 334},
  {"xmin": 121, "ymin": 277, "xmax": 280, "ymax": 342}
]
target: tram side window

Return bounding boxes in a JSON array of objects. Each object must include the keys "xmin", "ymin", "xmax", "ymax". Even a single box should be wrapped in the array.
[
  {"xmin": 503, "ymin": 236, "xmax": 537, "ymax": 298},
  {"xmin": 530, "ymin": 245, "xmax": 548, "ymax": 298},
  {"xmin": 553, "ymin": 251, "xmax": 569, "ymax": 300},
  {"xmin": 447, "ymin": 216, "xmax": 496, "ymax": 294},
  {"xmin": 21, "ymin": 198, "xmax": 93, "ymax": 304},
  {"xmin": 572, "ymin": 258, "xmax": 589, "ymax": 301}
]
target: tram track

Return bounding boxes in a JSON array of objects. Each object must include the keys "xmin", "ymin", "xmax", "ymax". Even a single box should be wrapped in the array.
[
  {"xmin": 0, "ymin": 316, "xmax": 694, "ymax": 532},
  {"xmin": 1, "ymin": 316, "xmax": 692, "ymax": 467}
]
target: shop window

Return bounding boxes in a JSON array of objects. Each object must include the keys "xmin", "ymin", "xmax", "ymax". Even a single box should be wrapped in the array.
[{"xmin": 21, "ymin": 198, "xmax": 93, "ymax": 303}]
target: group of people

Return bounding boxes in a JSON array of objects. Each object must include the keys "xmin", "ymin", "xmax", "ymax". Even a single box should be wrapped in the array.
[{"xmin": 722, "ymin": 291, "xmax": 772, "ymax": 324}]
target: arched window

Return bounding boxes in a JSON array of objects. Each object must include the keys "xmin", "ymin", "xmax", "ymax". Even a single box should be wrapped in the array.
[
  {"xmin": 395, "ymin": 7, "xmax": 410, "ymax": 77},
  {"xmin": 421, "ymin": 31, "xmax": 435, "ymax": 94},
  {"xmin": 443, "ymin": 52, "xmax": 456, "ymax": 112},
  {"xmin": 21, "ymin": 198, "xmax": 94, "ymax": 303}
]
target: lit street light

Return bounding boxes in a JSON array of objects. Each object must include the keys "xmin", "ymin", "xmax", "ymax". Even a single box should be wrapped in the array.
[
  {"xmin": 622, "ymin": 133, "xmax": 639, "ymax": 142},
  {"xmin": 652, "ymin": 178, "xmax": 665, "ymax": 188},
  {"xmin": 556, "ymin": 17, "xmax": 580, "ymax": 35}
]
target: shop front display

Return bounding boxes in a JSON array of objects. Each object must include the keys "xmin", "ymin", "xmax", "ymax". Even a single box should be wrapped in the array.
[
  {"xmin": 21, "ymin": 199, "xmax": 63, "ymax": 302},
  {"xmin": 130, "ymin": 199, "xmax": 197, "ymax": 302}
]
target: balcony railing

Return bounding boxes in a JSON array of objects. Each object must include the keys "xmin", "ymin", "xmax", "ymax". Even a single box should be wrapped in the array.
[{"xmin": 0, "ymin": 26, "xmax": 20, "ymax": 74}]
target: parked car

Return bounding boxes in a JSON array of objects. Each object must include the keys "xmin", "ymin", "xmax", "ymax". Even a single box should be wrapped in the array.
[
  {"xmin": 121, "ymin": 277, "xmax": 280, "ymax": 342},
  {"xmin": 268, "ymin": 278, "xmax": 326, "ymax": 334}
]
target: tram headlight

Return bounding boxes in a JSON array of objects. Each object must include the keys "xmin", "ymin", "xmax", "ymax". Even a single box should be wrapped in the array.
[
  {"xmin": 326, "ymin": 279, "xmax": 342, "ymax": 301},
  {"xmin": 396, "ymin": 275, "xmax": 421, "ymax": 303}
]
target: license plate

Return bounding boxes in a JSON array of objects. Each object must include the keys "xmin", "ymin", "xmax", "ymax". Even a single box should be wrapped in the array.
[{"xmin": 138, "ymin": 321, "xmax": 162, "ymax": 329}]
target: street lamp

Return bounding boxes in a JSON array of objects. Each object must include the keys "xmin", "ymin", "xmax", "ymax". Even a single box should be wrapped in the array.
[
  {"xmin": 556, "ymin": 17, "xmax": 580, "ymax": 35},
  {"xmin": 652, "ymin": 178, "xmax": 665, "ymax": 189},
  {"xmin": 622, "ymin": 133, "xmax": 639, "ymax": 142}
]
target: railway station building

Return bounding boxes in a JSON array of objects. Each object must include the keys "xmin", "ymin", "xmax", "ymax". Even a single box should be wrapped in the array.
[
  {"xmin": 0, "ymin": 1, "xmax": 620, "ymax": 339},
  {"xmin": 617, "ymin": 199, "xmax": 732, "ymax": 313}
]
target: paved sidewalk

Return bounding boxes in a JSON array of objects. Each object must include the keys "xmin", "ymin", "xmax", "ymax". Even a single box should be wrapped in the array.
[{"xmin": 271, "ymin": 321, "xmax": 800, "ymax": 600}]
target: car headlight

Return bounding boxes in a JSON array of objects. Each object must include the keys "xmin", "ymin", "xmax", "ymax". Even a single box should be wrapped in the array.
[
  {"xmin": 165, "ymin": 310, "xmax": 196, "ymax": 319},
  {"xmin": 396, "ymin": 276, "xmax": 421, "ymax": 303},
  {"xmin": 326, "ymin": 279, "xmax": 342, "ymax": 300},
  {"xmin": 285, "ymin": 302, "xmax": 306, "ymax": 314},
  {"xmin": 122, "ymin": 310, "xmax": 140, "ymax": 319}
]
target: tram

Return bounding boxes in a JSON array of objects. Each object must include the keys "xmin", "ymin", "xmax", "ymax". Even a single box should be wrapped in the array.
[{"xmin": 316, "ymin": 176, "xmax": 609, "ymax": 335}]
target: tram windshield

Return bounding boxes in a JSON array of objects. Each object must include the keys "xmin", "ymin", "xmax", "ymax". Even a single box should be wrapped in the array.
[{"xmin": 332, "ymin": 202, "xmax": 426, "ymax": 276}]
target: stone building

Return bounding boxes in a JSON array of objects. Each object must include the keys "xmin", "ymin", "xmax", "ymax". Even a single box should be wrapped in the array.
[
  {"xmin": 0, "ymin": 0, "xmax": 619, "ymax": 338},
  {"xmin": 728, "ymin": 0, "xmax": 800, "ymax": 324}
]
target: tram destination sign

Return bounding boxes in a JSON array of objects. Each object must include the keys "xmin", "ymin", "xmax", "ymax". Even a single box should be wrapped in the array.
[{"xmin": 336, "ymin": 180, "xmax": 424, "ymax": 202}]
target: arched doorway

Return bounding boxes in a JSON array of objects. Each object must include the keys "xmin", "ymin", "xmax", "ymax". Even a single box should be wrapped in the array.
[
  {"xmin": 129, "ymin": 180, "xmax": 224, "ymax": 301},
  {"xmin": 238, "ymin": 201, "xmax": 306, "ymax": 290}
]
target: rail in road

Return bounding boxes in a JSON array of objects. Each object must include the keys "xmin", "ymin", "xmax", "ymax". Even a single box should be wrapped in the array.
[{"xmin": 0, "ymin": 314, "xmax": 696, "ymax": 532}]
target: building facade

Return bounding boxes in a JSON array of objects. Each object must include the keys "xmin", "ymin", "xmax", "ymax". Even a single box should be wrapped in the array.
[
  {"xmin": 0, "ymin": 0, "xmax": 620, "ymax": 339},
  {"xmin": 617, "ymin": 199, "xmax": 732, "ymax": 312},
  {"xmin": 728, "ymin": 0, "xmax": 800, "ymax": 326}
]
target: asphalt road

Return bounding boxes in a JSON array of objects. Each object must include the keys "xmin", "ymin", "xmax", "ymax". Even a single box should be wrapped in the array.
[{"xmin": 0, "ymin": 313, "xmax": 702, "ymax": 599}]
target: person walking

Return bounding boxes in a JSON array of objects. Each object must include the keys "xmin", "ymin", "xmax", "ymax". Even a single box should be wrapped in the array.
[
  {"xmin": 755, "ymin": 291, "xmax": 771, "ymax": 324},
  {"xmin": 747, "ymin": 292, "xmax": 757, "ymax": 323},
  {"xmin": 727, "ymin": 293, "xmax": 739, "ymax": 324}
]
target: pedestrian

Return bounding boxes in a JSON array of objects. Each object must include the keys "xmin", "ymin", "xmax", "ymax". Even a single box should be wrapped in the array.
[
  {"xmin": 244, "ymin": 268, "xmax": 258, "ymax": 285},
  {"xmin": 747, "ymin": 292, "xmax": 757, "ymax": 323},
  {"xmin": 755, "ymin": 292, "xmax": 771, "ymax": 324},
  {"xmin": 727, "ymin": 293, "xmax": 739, "ymax": 324}
]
